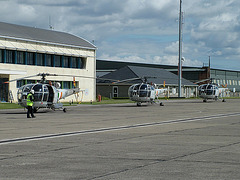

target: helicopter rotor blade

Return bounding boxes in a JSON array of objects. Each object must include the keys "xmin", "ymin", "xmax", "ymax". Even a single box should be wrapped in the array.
[
  {"xmin": 4, "ymin": 73, "xmax": 119, "ymax": 84},
  {"xmin": 194, "ymin": 78, "xmax": 211, "ymax": 84},
  {"xmin": 53, "ymin": 74, "xmax": 119, "ymax": 83},
  {"xmin": 112, "ymin": 77, "xmax": 142, "ymax": 84},
  {"xmin": 37, "ymin": 73, "xmax": 58, "ymax": 77},
  {"xmin": 4, "ymin": 73, "xmax": 59, "ymax": 84},
  {"xmin": 142, "ymin": 76, "xmax": 157, "ymax": 83},
  {"xmin": 112, "ymin": 76, "xmax": 157, "ymax": 84},
  {"xmin": 4, "ymin": 74, "xmax": 39, "ymax": 83}
]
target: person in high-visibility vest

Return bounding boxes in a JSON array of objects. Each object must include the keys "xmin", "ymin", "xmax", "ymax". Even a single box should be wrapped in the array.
[{"xmin": 27, "ymin": 89, "xmax": 35, "ymax": 118}]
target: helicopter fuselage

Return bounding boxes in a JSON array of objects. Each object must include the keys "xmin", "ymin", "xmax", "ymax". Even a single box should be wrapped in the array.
[
  {"xmin": 128, "ymin": 83, "xmax": 166, "ymax": 105},
  {"xmin": 17, "ymin": 83, "xmax": 80, "ymax": 110},
  {"xmin": 198, "ymin": 84, "xmax": 227, "ymax": 101}
]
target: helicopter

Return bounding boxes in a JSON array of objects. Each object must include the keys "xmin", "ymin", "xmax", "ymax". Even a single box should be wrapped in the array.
[
  {"xmin": 114, "ymin": 77, "xmax": 167, "ymax": 106},
  {"xmin": 5, "ymin": 73, "xmax": 84, "ymax": 112},
  {"xmin": 197, "ymin": 78, "xmax": 228, "ymax": 102}
]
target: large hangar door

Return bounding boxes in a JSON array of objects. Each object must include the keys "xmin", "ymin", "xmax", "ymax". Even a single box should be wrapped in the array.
[{"xmin": 0, "ymin": 78, "xmax": 8, "ymax": 102}]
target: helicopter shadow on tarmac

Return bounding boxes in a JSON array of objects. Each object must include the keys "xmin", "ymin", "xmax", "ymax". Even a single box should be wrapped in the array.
[
  {"xmin": 166, "ymin": 99, "xmax": 226, "ymax": 104},
  {"xmin": 0, "ymin": 109, "xmax": 52, "ymax": 115},
  {"xmin": 100, "ymin": 102, "xmax": 164, "ymax": 108}
]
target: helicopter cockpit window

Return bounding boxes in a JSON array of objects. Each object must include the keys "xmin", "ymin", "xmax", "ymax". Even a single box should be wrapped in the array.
[
  {"xmin": 33, "ymin": 84, "xmax": 43, "ymax": 101},
  {"xmin": 133, "ymin": 84, "xmax": 140, "ymax": 90},
  {"xmin": 33, "ymin": 84, "xmax": 43, "ymax": 92},
  {"xmin": 18, "ymin": 84, "xmax": 34, "ymax": 100},
  {"xmin": 207, "ymin": 85, "xmax": 213, "ymax": 89},
  {"xmin": 206, "ymin": 85, "xmax": 214, "ymax": 95},
  {"xmin": 43, "ymin": 85, "xmax": 49, "ymax": 101},
  {"xmin": 129, "ymin": 84, "xmax": 142, "ymax": 97},
  {"xmin": 140, "ymin": 84, "xmax": 147, "ymax": 90},
  {"xmin": 139, "ymin": 84, "xmax": 148, "ymax": 97},
  {"xmin": 23, "ymin": 84, "xmax": 34, "ymax": 92},
  {"xmin": 44, "ymin": 85, "xmax": 49, "ymax": 92},
  {"xmin": 204, "ymin": 85, "xmax": 207, "ymax": 89},
  {"xmin": 128, "ymin": 85, "xmax": 134, "ymax": 91}
]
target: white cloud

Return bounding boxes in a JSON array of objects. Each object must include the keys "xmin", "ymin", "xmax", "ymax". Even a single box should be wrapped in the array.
[
  {"xmin": 99, "ymin": 53, "xmax": 147, "ymax": 63},
  {"xmin": 152, "ymin": 55, "xmax": 202, "ymax": 67},
  {"xmin": 99, "ymin": 53, "xmax": 202, "ymax": 67},
  {"xmin": 0, "ymin": 0, "xmax": 239, "ymax": 70},
  {"xmin": 164, "ymin": 42, "xmax": 179, "ymax": 54}
]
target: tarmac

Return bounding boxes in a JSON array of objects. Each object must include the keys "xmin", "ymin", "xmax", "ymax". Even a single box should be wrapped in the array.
[{"xmin": 0, "ymin": 99, "xmax": 240, "ymax": 180}]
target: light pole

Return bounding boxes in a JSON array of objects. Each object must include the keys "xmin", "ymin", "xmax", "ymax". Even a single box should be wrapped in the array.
[{"xmin": 178, "ymin": 0, "xmax": 183, "ymax": 97}]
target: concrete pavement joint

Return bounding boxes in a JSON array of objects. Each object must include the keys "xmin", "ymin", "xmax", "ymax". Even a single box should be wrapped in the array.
[{"xmin": 1, "ymin": 112, "xmax": 240, "ymax": 146}]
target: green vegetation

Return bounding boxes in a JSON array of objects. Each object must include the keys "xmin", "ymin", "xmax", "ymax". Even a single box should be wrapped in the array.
[
  {"xmin": 64, "ymin": 98, "xmax": 133, "ymax": 105},
  {"xmin": 0, "ymin": 98, "xmax": 133, "ymax": 109},
  {"xmin": 2, "ymin": 96, "xmax": 240, "ymax": 109},
  {"xmin": 0, "ymin": 103, "xmax": 22, "ymax": 109},
  {"xmin": 84, "ymin": 99, "xmax": 133, "ymax": 105}
]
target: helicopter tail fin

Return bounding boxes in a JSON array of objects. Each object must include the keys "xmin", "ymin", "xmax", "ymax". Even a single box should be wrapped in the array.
[
  {"xmin": 222, "ymin": 84, "xmax": 227, "ymax": 88},
  {"xmin": 73, "ymin": 77, "xmax": 76, "ymax": 88}
]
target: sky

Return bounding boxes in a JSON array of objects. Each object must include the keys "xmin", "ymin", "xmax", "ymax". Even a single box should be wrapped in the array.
[{"xmin": 0, "ymin": 0, "xmax": 239, "ymax": 70}]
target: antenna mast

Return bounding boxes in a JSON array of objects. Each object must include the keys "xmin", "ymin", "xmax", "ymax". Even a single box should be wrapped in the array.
[
  {"xmin": 178, "ymin": 0, "xmax": 183, "ymax": 97},
  {"xmin": 49, "ymin": 16, "xmax": 54, "ymax": 30}
]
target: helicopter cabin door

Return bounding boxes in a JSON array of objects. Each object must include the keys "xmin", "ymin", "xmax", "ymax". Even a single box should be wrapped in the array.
[
  {"xmin": 113, "ymin": 86, "xmax": 118, "ymax": 98},
  {"xmin": 46, "ymin": 85, "xmax": 55, "ymax": 103}
]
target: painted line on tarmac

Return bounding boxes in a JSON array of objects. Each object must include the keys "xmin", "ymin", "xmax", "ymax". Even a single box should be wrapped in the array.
[{"xmin": 1, "ymin": 112, "xmax": 240, "ymax": 145}]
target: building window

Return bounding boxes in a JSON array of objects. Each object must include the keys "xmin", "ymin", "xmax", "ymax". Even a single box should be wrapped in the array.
[
  {"xmin": 80, "ymin": 57, "xmax": 87, "ymax": 69},
  {"xmin": 17, "ymin": 51, "xmax": 25, "ymax": 64},
  {"xmin": 63, "ymin": 56, "xmax": 70, "ymax": 68},
  {"xmin": 55, "ymin": 55, "xmax": 61, "ymax": 67},
  {"xmin": 27, "ymin": 52, "xmax": 35, "ymax": 65},
  {"xmin": 80, "ymin": 58, "xmax": 83, "ymax": 68},
  {"xmin": 63, "ymin": 81, "xmax": 70, "ymax": 89},
  {"xmin": 0, "ymin": 48, "xmax": 89, "ymax": 70},
  {"xmin": 46, "ymin": 54, "xmax": 52, "ymax": 67},
  {"xmin": 37, "ymin": 53, "xmax": 44, "ymax": 66},
  {"xmin": 0, "ymin": 49, "xmax": 3, "ymax": 63},
  {"xmin": 228, "ymin": 80, "xmax": 232, "ymax": 85},
  {"xmin": 27, "ymin": 80, "xmax": 36, "ymax": 84},
  {"xmin": 72, "ymin": 57, "xmax": 78, "ymax": 68},
  {"xmin": 6, "ymin": 50, "xmax": 14, "ymax": 63},
  {"xmin": 17, "ymin": 80, "xmax": 25, "ymax": 88}
]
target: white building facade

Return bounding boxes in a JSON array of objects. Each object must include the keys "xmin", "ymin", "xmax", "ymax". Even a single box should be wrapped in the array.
[{"xmin": 0, "ymin": 22, "xmax": 96, "ymax": 102}]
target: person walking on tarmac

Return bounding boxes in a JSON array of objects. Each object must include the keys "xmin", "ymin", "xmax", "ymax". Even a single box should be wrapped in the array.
[{"xmin": 27, "ymin": 89, "xmax": 36, "ymax": 118}]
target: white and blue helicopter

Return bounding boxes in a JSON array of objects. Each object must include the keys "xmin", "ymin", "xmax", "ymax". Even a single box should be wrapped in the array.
[
  {"xmin": 114, "ymin": 77, "xmax": 167, "ymax": 106},
  {"xmin": 197, "ymin": 78, "xmax": 228, "ymax": 102},
  {"xmin": 6, "ymin": 73, "xmax": 84, "ymax": 112}
]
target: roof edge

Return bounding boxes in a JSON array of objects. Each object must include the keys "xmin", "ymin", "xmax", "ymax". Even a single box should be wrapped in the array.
[{"xmin": 0, "ymin": 35, "xmax": 96, "ymax": 50}]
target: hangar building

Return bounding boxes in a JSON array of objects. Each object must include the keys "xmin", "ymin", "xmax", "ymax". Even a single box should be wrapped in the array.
[
  {"xmin": 0, "ymin": 22, "xmax": 96, "ymax": 102},
  {"xmin": 97, "ymin": 65, "xmax": 197, "ymax": 98},
  {"xmin": 97, "ymin": 60, "xmax": 240, "ymax": 98}
]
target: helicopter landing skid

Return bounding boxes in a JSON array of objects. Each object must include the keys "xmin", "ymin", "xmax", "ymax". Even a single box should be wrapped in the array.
[
  {"xmin": 153, "ymin": 99, "xmax": 164, "ymax": 106},
  {"xmin": 51, "ymin": 103, "xmax": 67, "ymax": 112}
]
